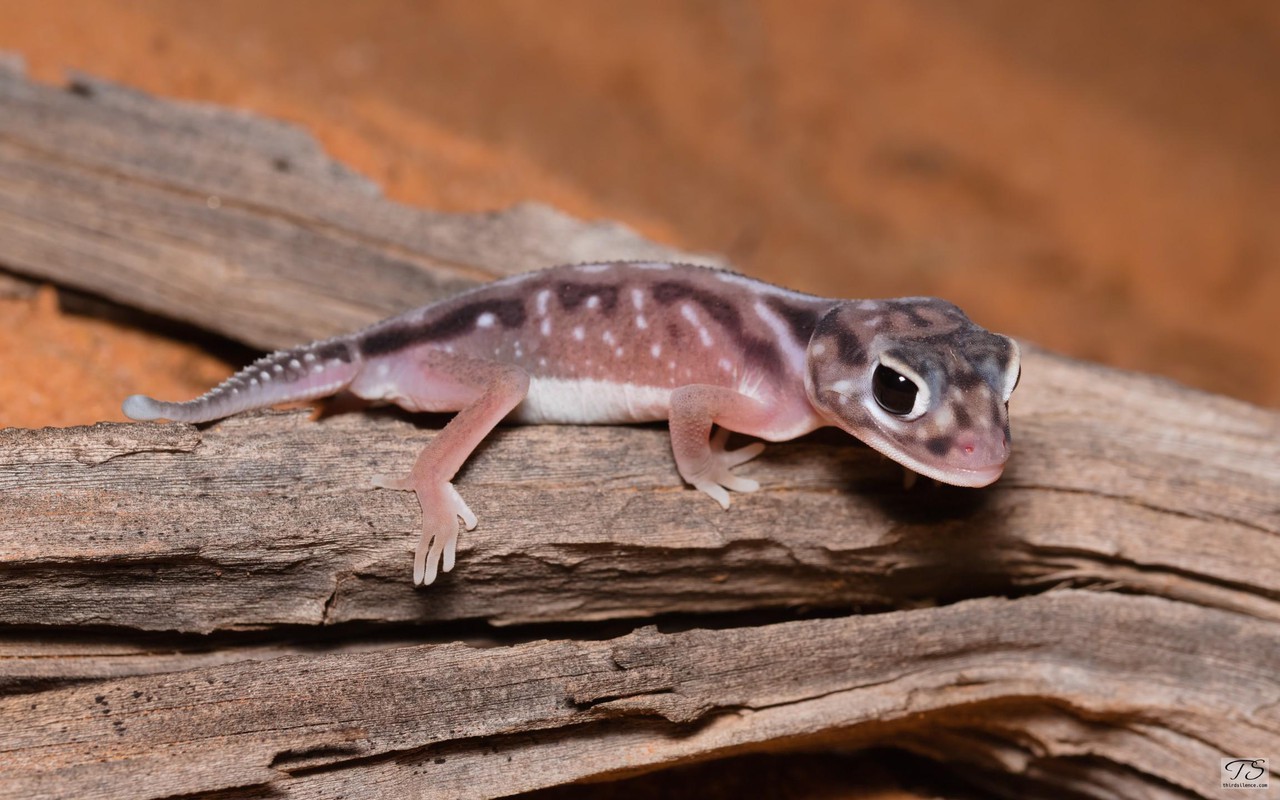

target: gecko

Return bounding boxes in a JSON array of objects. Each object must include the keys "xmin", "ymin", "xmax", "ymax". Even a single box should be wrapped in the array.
[{"xmin": 123, "ymin": 262, "xmax": 1021, "ymax": 586}]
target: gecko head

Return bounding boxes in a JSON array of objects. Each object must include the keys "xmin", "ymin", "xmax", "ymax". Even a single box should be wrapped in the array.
[{"xmin": 804, "ymin": 299, "xmax": 1021, "ymax": 487}]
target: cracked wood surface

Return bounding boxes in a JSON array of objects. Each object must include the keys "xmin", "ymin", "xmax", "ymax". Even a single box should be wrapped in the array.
[
  {"xmin": 3, "ymin": 345, "xmax": 1277, "ymax": 638},
  {"xmin": 3, "ymin": 593, "xmax": 1277, "ymax": 800},
  {"xmin": 1, "ymin": 65, "xmax": 1278, "ymax": 799}
]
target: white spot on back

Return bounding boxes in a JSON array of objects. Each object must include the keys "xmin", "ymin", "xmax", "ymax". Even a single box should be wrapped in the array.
[
  {"xmin": 540, "ymin": 318, "xmax": 552, "ymax": 336},
  {"xmin": 477, "ymin": 312, "xmax": 496, "ymax": 328},
  {"xmin": 651, "ymin": 343, "xmax": 662, "ymax": 358},
  {"xmin": 602, "ymin": 330, "xmax": 616, "ymax": 345},
  {"xmin": 631, "ymin": 288, "xmax": 645, "ymax": 310},
  {"xmin": 586, "ymin": 296, "xmax": 600, "ymax": 310},
  {"xmin": 573, "ymin": 326, "xmax": 585, "ymax": 341},
  {"xmin": 615, "ymin": 347, "xmax": 624, "ymax": 357},
  {"xmin": 536, "ymin": 289, "xmax": 551, "ymax": 316},
  {"xmin": 680, "ymin": 303, "xmax": 714, "ymax": 347}
]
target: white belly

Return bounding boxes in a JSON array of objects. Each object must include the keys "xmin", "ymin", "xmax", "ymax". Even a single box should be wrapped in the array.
[{"xmin": 511, "ymin": 377, "xmax": 672, "ymax": 424}]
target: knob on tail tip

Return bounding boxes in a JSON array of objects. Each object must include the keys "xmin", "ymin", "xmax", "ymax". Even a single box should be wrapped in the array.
[{"xmin": 122, "ymin": 395, "xmax": 164, "ymax": 421}]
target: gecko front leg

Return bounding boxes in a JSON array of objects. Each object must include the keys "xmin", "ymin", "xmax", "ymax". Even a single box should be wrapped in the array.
[
  {"xmin": 367, "ymin": 353, "xmax": 530, "ymax": 586},
  {"xmin": 668, "ymin": 384, "xmax": 774, "ymax": 509}
]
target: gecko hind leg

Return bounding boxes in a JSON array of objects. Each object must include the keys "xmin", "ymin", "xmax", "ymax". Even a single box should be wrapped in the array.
[{"xmin": 364, "ymin": 353, "xmax": 530, "ymax": 586}]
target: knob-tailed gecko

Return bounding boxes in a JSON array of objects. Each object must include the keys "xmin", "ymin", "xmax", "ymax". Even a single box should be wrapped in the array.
[{"xmin": 124, "ymin": 262, "xmax": 1021, "ymax": 586}]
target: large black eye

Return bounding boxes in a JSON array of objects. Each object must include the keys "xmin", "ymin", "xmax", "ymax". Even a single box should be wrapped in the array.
[{"xmin": 872, "ymin": 363, "xmax": 918, "ymax": 415}]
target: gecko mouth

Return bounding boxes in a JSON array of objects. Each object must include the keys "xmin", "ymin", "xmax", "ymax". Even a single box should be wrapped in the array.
[{"xmin": 841, "ymin": 426, "xmax": 1008, "ymax": 488}]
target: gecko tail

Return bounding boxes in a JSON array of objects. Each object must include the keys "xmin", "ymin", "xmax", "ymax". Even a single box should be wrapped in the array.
[{"xmin": 122, "ymin": 338, "xmax": 362, "ymax": 424}]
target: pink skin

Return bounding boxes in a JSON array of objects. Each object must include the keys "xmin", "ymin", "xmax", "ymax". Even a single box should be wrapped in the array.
[{"xmin": 123, "ymin": 262, "xmax": 1021, "ymax": 585}]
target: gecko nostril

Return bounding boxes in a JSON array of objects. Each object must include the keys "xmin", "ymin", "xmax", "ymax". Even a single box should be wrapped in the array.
[{"xmin": 963, "ymin": 444, "xmax": 975, "ymax": 455}]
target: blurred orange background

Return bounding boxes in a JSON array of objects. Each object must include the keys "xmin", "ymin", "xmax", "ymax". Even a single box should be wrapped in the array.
[{"xmin": 2, "ymin": 0, "xmax": 1278, "ymax": 429}]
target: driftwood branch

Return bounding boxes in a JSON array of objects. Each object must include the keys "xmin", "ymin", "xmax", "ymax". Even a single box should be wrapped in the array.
[
  {"xmin": 1, "ymin": 63, "xmax": 1277, "ymax": 799},
  {"xmin": 2, "ymin": 347, "xmax": 1277, "ymax": 636},
  {"xmin": 4, "ymin": 593, "xmax": 1276, "ymax": 800}
]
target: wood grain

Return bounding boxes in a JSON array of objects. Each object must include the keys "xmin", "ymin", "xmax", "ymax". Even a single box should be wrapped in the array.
[
  {"xmin": 4, "ymin": 593, "xmax": 1276, "ymax": 800},
  {"xmin": 2, "ymin": 346, "xmax": 1277, "ymax": 637},
  {"xmin": 1, "ymin": 64, "xmax": 1276, "ymax": 799}
]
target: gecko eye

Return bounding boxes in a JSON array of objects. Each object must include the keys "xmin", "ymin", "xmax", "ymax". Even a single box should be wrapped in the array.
[{"xmin": 872, "ymin": 363, "xmax": 918, "ymax": 416}]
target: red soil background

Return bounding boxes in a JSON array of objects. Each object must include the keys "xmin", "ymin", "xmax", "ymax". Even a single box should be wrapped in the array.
[
  {"xmin": 1, "ymin": 3, "xmax": 1275, "ymax": 796},
  {"xmin": 2, "ymin": 0, "xmax": 1278, "ymax": 429}
]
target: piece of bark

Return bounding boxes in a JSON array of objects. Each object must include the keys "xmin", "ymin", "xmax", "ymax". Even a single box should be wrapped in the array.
[
  {"xmin": 0, "ymin": 58, "xmax": 714, "ymax": 352},
  {"xmin": 2, "ymin": 592, "xmax": 1275, "ymax": 800}
]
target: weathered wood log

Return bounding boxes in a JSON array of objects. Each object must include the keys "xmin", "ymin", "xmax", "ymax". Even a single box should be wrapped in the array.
[
  {"xmin": 3, "ymin": 592, "xmax": 1276, "ymax": 800},
  {"xmin": 2, "ymin": 344, "xmax": 1277, "ymax": 638},
  {"xmin": 1, "ymin": 64, "xmax": 1277, "ymax": 799}
]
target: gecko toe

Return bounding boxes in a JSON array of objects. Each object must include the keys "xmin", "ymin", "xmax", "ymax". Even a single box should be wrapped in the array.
[
  {"xmin": 695, "ymin": 482, "xmax": 732, "ymax": 510},
  {"xmin": 446, "ymin": 483, "xmax": 478, "ymax": 530},
  {"xmin": 724, "ymin": 442, "xmax": 765, "ymax": 468},
  {"xmin": 372, "ymin": 473, "xmax": 412, "ymax": 491},
  {"xmin": 722, "ymin": 475, "xmax": 759, "ymax": 493}
]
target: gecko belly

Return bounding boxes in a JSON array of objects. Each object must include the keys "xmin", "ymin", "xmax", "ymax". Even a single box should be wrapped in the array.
[{"xmin": 511, "ymin": 377, "xmax": 673, "ymax": 425}]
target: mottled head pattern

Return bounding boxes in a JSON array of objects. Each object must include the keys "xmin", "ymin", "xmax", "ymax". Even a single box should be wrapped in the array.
[{"xmin": 804, "ymin": 298, "xmax": 1021, "ymax": 486}]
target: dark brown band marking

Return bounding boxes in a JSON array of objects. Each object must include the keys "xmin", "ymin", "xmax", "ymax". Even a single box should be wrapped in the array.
[
  {"xmin": 359, "ymin": 298, "xmax": 527, "ymax": 357},
  {"xmin": 652, "ymin": 280, "xmax": 786, "ymax": 377},
  {"xmin": 557, "ymin": 282, "xmax": 619, "ymax": 313},
  {"xmin": 833, "ymin": 329, "xmax": 867, "ymax": 367},
  {"xmin": 313, "ymin": 341, "xmax": 353, "ymax": 363},
  {"xmin": 764, "ymin": 296, "xmax": 821, "ymax": 345}
]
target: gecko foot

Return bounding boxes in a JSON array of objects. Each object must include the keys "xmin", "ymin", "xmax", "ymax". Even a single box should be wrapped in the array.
[
  {"xmin": 688, "ymin": 427, "xmax": 765, "ymax": 510},
  {"xmin": 373, "ymin": 474, "xmax": 477, "ymax": 586}
]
